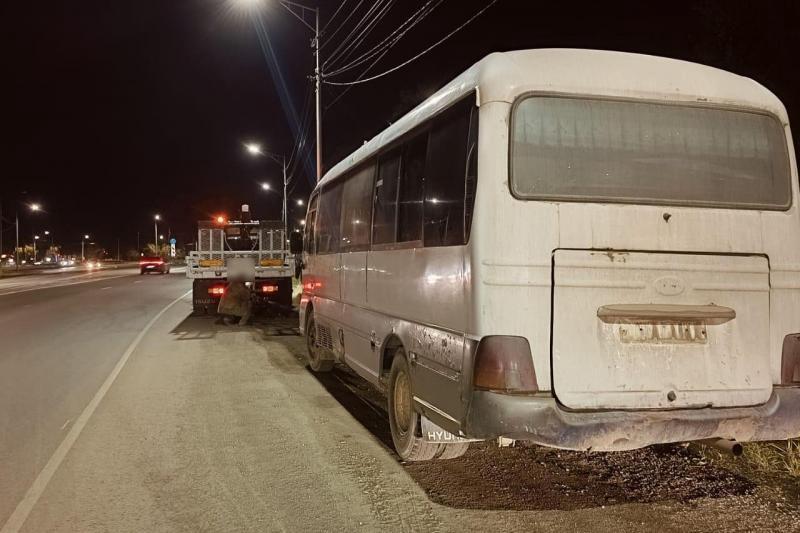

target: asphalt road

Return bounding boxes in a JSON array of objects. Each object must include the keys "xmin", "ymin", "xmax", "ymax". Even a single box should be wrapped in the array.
[{"xmin": 0, "ymin": 269, "xmax": 797, "ymax": 532}]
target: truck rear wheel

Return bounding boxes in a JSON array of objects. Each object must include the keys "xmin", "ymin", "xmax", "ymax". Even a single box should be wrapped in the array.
[{"xmin": 388, "ymin": 352, "xmax": 442, "ymax": 461}]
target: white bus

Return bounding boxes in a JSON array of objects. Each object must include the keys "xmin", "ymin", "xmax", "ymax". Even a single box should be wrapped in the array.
[{"xmin": 296, "ymin": 49, "xmax": 800, "ymax": 461}]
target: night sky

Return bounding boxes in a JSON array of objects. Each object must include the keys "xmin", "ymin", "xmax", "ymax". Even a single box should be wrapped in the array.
[{"xmin": 2, "ymin": 0, "xmax": 799, "ymax": 256}]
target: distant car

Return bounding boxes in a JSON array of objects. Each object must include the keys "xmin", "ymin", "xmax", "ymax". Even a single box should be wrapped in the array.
[
  {"xmin": 140, "ymin": 256, "xmax": 170, "ymax": 275},
  {"xmin": 86, "ymin": 260, "xmax": 101, "ymax": 270}
]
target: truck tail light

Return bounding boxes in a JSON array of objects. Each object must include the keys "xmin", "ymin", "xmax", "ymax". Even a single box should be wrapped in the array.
[
  {"xmin": 208, "ymin": 286, "xmax": 226, "ymax": 296},
  {"xmin": 261, "ymin": 284, "xmax": 278, "ymax": 293},
  {"xmin": 472, "ymin": 336, "xmax": 538, "ymax": 394},
  {"xmin": 781, "ymin": 334, "xmax": 800, "ymax": 385}
]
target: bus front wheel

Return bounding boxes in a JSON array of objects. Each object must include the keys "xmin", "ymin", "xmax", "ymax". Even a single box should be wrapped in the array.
[{"xmin": 388, "ymin": 351, "xmax": 441, "ymax": 461}]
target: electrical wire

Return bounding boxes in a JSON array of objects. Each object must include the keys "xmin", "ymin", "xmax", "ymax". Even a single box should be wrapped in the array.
[
  {"xmin": 323, "ymin": 0, "xmax": 389, "ymax": 68},
  {"xmin": 324, "ymin": 0, "xmax": 442, "ymax": 78},
  {"xmin": 319, "ymin": 0, "xmax": 349, "ymax": 37},
  {"xmin": 324, "ymin": 0, "xmax": 499, "ymax": 86},
  {"xmin": 324, "ymin": 45, "xmax": 392, "ymax": 111},
  {"xmin": 324, "ymin": 0, "xmax": 396, "ymax": 71},
  {"xmin": 320, "ymin": 0, "xmax": 365, "ymax": 51}
]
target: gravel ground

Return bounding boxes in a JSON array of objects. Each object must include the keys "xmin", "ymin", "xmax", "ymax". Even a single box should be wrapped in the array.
[{"xmin": 287, "ymin": 314, "xmax": 800, "ymax": 531}]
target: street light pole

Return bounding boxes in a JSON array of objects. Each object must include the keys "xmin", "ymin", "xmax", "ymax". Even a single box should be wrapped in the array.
[
  {"xmin": 15, "ymin": 212, "xmax": 19, "ymax": 270},
  {"xmin": 245, "ymin": 143, "xmax": 288, "ymax": 237},
  {"xmin": 154, "ymin": 214, "xmax": 161, "ymax": 257},
  {"xmin": 282, "ymin": 153, "xmax": 288, "ymax": 239}
]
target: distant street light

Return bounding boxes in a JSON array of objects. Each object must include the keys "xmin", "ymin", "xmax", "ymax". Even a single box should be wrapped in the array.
[
  {"xmin": 261, "ymin": 182, "xmax": 271, "ymax": 191},
  {"xmin": 30, "ymin": 203, "xmax": 41, "ymax": 212},
  {"xmin": 245, "ymin": 142, "xmax": 262, "ymax": 156},
  {"xmin": 296, "ymin": 199, "xmax": 304, "ymax": 206},
  {"xmin": 44, "ymin": 230, "xmax": 50, "ymax": 235},
  {"xmin": 299, "ymin": 219, "xmax": 306, "ymax": 226}
]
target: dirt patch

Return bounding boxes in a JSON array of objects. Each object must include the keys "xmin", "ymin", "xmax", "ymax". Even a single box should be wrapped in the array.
[{"xmin": 403, "ymin": 442, "xmax": 756, "ymax": 511}]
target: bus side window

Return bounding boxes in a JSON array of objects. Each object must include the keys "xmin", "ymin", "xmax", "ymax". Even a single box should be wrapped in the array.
[
  {"xmin": 340, "ymin": 163, "xmax": 375, "ymax": 251},
  {"xmin": 304, "ymin": 194, "xmax": 318, "ymax": 255},
  {"xmin": 316, "ymin": 182, "xmax": 343, "ymax": 254},
  {"xmin": 423, "ymin": 99, "xmax": 472, "ymax": 247},
  {"xmin": 373, "ymin": 150, "xmax": 401, "ymax": 245},
  {"xmin": 397, "ymin": 134, "xmax": 426, "ymax": 243}
]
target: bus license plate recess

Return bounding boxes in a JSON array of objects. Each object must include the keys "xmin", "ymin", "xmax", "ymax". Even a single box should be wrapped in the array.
[{"xmin": 617, "ymin": 323, "xmax": 708, "ymax": 344}]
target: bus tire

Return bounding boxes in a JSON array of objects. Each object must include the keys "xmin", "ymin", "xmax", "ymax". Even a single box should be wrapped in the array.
[
  {"xmin": 388, "ymin": 351, "xmax": 441, "ymax": 461},
  {"xmin": 435, "ymin": 442, "xmax": 470, "ymax": 460},
  {"xmin": 305, "ymin": 311, "xmax": 334, "ymax": 372}
]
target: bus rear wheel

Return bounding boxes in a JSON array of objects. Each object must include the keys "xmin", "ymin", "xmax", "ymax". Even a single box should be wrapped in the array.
[
  {"xmin": 387, "ymin": 351, "xmax": 441, "ymax": 461},
  {"xmin": 305, "ymin": 310, "xmax": 333, "ymax": 372}
]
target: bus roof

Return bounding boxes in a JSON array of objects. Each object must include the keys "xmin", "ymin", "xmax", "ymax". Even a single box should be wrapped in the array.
[{"xmin": 318, "ymin": 48, "xmax": 787, "ymax": 190}]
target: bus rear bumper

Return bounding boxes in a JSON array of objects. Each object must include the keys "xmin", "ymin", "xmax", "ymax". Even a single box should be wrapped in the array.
[{"xmin": 463, "ymin": 387, "xmax": 800, "ymax": 451}]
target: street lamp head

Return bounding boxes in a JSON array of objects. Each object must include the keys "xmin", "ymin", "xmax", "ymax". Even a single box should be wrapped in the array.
[
  {"xmin": 159, "ymin": 235, "xmax": 164, "ymax": 240},
  {"xmin": 84, "ymin": 234, "xmax": 90, "ymax": 239},
  {"xmin": 245, "ymin": 142, "xmax": 262, "ymax": 156},
  {"xmin": 296, "ymin": 199, "xmax": 304, "ymax": 206},
  {"xmin": 154, "ymin": 214, "xmax": 161, "ymax": 221},
  {"xmin": 30, "ymin": 203, "xmax": 41, "ymax": 212},
  {"xmin": 44, "ymin": 230, "xmax": 50, "ymax": 235},
  {"xmin": 261, "ymin": 183, "xmax": 271, "ymax": 191},
  {"xmin": 34, "ymin": 235, "xmax": 40, "ymax": 240},
  {"xmin": 300, "ymin": 219, "xmax": 306, "ymax": 226}
]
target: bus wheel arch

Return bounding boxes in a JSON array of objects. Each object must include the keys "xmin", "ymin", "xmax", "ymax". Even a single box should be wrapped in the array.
[
  {"xmin": 304, "ymin": 306, "xmax": 334, "ymax": 373},
  {"xmin": 380, "ymin": 334, "xmax": 405, "ymax": 386}
]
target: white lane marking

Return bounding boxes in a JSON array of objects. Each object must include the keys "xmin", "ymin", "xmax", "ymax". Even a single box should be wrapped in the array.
[
  {"xmin": 0, "ymin": 273, "xmax": 137, "ymax": 297},
  {"xmin": 100, "ymin": 286, "xmax": 112, "ymax": 290},
  {"xmin": 0, "ymin": 289, "xmax": 192, "ymax": 533},
  {"xmin": 59, "ymin": 420, "xmax": 71, "ymax": 431},
  {"xmin": 133, "ymin": 280, "xmax": 142, "ymax": 284}
]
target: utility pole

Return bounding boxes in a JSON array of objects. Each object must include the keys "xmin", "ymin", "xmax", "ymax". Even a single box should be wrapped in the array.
[{"xmin": 314, "ymin": 6, "xmax": 321, "ymax": 182}]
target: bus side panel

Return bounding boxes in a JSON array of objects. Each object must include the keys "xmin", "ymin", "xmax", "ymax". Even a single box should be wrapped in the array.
[{"xmin": 368, "ymin": 246, "xmax": 468, "ymax": 422}]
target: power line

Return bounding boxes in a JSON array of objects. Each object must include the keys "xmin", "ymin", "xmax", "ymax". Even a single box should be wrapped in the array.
[
  {"xmin": 319, "ymin": 0, "xmax": 365, "ymax": 51},
  {"xmin": 325, "ymin": 46, "xmax": 392, "ymax": 111},
  {"xmin": 324, "ymin": 0, "xmax": 443, "ymax": 78},
  {"xmin": 319, "ymin": 0, "xmax": 349, "ymax": 37},
  {"xmin": 323, "ymin": 0, "xmax": 389, "ymax": 68},
  {"xmin": 325, "ymin": 0, "xmax": 396, "ymax": 71},
  {"xmin": 324, "ymin": 0, "xmax": 499, "ymax": 86}
]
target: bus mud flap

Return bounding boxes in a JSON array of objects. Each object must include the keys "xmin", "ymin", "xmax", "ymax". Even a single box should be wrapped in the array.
[{"xmin": 420, "ymin": 416, "xmax": 480, "ymax": 444}]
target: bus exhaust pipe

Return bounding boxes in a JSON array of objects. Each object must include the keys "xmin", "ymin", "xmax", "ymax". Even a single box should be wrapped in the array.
[{"xmin": 700, "ymin": 438, "xmax": 744, "ymax": 456}]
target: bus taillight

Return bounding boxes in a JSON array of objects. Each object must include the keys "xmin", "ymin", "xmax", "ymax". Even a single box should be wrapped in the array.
[{"xmin": 472, "ymin": 336, "xmax": 538, "ymax": 394}]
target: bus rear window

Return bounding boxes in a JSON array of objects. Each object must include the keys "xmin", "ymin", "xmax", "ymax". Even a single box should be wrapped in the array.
[{"xmin": 511, "ymin": 96, "xmax": 791, "ymax": 210}]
